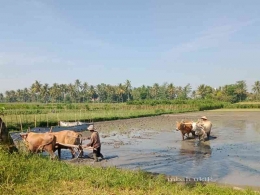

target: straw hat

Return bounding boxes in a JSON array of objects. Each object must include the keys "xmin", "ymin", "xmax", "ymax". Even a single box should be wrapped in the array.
[
  {"xmin": 87, "ymin": 125, "xmax": 95, "ymax": 131},
  {"xmin": 200, "ymin": 116, "xmax": 208, "ymax": 120}
]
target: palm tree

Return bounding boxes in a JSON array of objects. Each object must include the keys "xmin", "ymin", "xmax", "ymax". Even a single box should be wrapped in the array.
[
  {"xmin": 252, "ymin": 81, "xmax": 260, "ymax": 100},
  {"xmin": 49, "ymin": 83, "xmax": 61, "ymax": 103},
  {"xmin": 40, "ymin": 83, "xmax": 50, "ymax": 103},
  {"xmin": 116, "ymin": 83, "xmax": 126, "ymax": 102},
  {"xmin": 81, "ymin": 82, "xmax": 89, "ymax": 102},
  {"xmin": 125, "ymin": 79, "xmax": 132, "ymax": 101},
  {"xmin": 30, "ymin": 80, "xmax": 42, "ymax": 102},
  {"xmin": 59, "ymin": 84, "xmax": 68, "ymax": 103},
  {"xmin": 151, "ymin": 83, "xmax": 159, "ymax": 100},
  {"xmin": 89, "ymin": 85, "xmax": 97, "ymax": 102},
  {"xmin": 235, "ymin": 80, "xmax": 247, "ymax": 102},
  {"xmin": 23, "ymin": 88, "xmax": 30, "ymax": 102},
  {"xmin": 167, "ymin": 83, "xmax": 175, "ymax": 100},
  {"xmin": 182, "ymin": 83, "xmax": 192, "ymax": 99},
  {"xmin": 74, "ymin": 79, "xmax": 82, "ymax": 103}
]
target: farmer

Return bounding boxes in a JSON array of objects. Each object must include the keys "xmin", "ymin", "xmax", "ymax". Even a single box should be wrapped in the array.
[
  {"xmin": 200, "ymin": 116, "xmax": 208, "ymax": 122},
  {"xmin": 84, "ymin": 124, "xmax": 104, "ymax": 162}
]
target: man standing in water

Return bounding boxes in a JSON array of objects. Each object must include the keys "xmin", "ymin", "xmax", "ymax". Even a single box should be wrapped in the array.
[{"xmin": 84, "ymin": 124, "xmax": 104, "ymax": 162}]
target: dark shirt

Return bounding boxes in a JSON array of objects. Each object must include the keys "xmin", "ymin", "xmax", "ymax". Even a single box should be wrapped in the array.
[{"xmin": 87, "ymin": 131, "xmax": 101, "ymax": 149}]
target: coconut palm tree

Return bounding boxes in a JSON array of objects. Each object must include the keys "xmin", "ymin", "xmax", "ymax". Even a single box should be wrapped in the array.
[
  {"xmin": 125, "ymin": 79, "xmax": 132, "ymax": 101},
  {"xmin": 235, "ymin": 80, "xmax": 247, "ymax": 102},
  {"xmin": 30, "ymin": 80, "xmax": 42, "ymax": 102},
  {"xmin": 40, "ymin": 83, "xmax": 50, "ymax": 103},
  {"xmin": 74, "ymin": 79, "xmax": 82, "ymax": 103},
  {"xmin": 167, "ymin": 83, "xmax": 175, "ymax": 100},
  {"xmin": 151, "ymin": 83, "xmax": 159, "ymax": 100},
  {"xmin": 252, "ymin": 81, "xmax": 260, "ymax": 100}
]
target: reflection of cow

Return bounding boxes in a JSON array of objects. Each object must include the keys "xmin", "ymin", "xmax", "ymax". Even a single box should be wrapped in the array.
[
  {"xmin": 179, "ymin": 141, "xmax": 212, "ymax": 165},
  {"xmin": 176, "ymin": 120, "xmax": 197, "ymax": 140},
  {"xmin": 50, "ymin": 130, "xmax": 83, "ymax": 159},
  {"xmin": 20, "ymin": 132, "xmax": 57, "ymax": 159}
]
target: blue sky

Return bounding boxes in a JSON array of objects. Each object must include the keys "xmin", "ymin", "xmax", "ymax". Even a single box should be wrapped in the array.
[{"xmin": 0, "ymin": 0, "xmax": 260, "ymax": 93}]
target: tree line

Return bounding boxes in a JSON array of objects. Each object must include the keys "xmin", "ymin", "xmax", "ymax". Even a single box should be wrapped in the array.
[{"xmin": 1, "ymin": 79, "xmax": 260, "ymax": 103}]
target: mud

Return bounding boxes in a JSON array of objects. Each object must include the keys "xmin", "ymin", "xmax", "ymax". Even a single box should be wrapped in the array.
[{"xmin": 61, "ymin": 111, "xmax": 260, "ymax": 188}]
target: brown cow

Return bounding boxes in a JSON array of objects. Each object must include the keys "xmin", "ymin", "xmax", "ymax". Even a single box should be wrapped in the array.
[
  {"xmin": 50, "ymin": 130, "xmax": 83, "ymax": 159},
  {"xmin": 20, "ymin": 132, "xmax": 57, "ymax": 159},
  {"xmin": 175, "ymin": 120, "xmax": 197, "ymax": 140}
]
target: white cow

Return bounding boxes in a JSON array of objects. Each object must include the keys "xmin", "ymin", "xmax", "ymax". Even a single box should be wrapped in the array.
[{"xmin": 195, "ymin": 120, "xmax": 212, "ymax": 141}]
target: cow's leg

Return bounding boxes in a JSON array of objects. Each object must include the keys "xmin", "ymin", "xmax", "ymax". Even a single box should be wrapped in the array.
[
  {"xmin": 78, "ymin": 145, "xmax": 84, "ymax": 158},
  {"xmin": 45, "ymin": 147, "xmax": 56, "ymax": 160},
  {"xmin": 182, "ymin": 132, "xmax": 185, "ymax": 140},
  {"xmin": 58, "ymin": 148, "xmax": 61, "ymax": 159},
  {"xmin": 69, "ymin": 148, "xmax": 76, "ymax": 158},
  {"xmin": 202, "ymin": 132, "xmax": 207, "ymax": 142},
  {"xmin": 207, "ymin": 131, "xmax": 210, "ymax": 138}
]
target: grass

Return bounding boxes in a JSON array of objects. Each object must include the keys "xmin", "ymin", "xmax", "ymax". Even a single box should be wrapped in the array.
[
  {"xmin": 0, "ymin": 148, "xmax": 258, "ymax": 195},
  {"xmin": 2, "ymin": 104, "xmax": 198, "ymax": 131}
]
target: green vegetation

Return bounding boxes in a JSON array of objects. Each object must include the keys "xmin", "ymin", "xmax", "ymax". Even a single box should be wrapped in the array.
[
  {"xmin": 1, "ymin": 79, "xmax": 260, "ymax": 105},
  {"xmin": 1, "ymin": 103, "xmax": 199, "ymax": 131},
  {"xmin": 1, "ymin": 100, "xmax": 259, "ymax": 131},
  {"xmin": 0, "ymin": 149, "xmax": 256, "ymax": 195},
  {"xmin": 0, "ymin": 100, "xmax": 231, "ymax": 131}
]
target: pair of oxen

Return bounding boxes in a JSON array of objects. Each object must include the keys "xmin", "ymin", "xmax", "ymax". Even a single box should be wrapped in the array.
[
  {"xmin": 20, "ymin": 129, "xmax": 84, "ymax": 160},
  {"xmin": 175, "ymin": 119, "xmax": 212, "ymax": 141}
]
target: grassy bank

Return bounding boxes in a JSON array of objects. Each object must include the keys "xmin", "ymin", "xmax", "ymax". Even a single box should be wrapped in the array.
[{"xmin": 0, "ymin": 149, "xmax": 256, "ymax": 195}]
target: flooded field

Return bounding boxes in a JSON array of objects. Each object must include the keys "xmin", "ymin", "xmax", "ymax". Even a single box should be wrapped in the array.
[{"xmin": 63, "ymin": 111, "xmax": 260, "ymax": 188}]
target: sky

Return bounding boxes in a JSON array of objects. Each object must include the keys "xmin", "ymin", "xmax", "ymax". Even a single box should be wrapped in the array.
[{"xmin": 0, "ymin": 0, "xmax": 260, "ymax": 93}]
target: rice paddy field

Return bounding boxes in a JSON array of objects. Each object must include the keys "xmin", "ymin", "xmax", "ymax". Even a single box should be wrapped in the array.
[{"xmin": 1, "ymin": 102, "xmax": 260, "ymax": 194}]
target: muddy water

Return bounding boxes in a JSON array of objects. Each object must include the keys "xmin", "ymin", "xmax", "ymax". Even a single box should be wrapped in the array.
[{"xmin": 63, "ymin": 111, "xmax": 260, "ymax": 188}]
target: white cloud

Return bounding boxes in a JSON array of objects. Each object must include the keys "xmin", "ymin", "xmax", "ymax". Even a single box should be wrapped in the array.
[{"xmin": 164, "ymin": 19, "xmax": 258, "ymax": 58}]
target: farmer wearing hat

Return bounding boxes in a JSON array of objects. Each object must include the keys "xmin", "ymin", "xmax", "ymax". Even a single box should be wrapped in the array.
[
  {"xmin": 200, "ymin": 116, "xmax": 208, "ymax": 121},
  {"xmin": 84, "ymin": 124, "xmax": 103, "ymax": 162}
]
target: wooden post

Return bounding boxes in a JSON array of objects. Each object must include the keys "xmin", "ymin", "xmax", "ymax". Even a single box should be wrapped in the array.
[
  {"xmin": 75, "ymin": 113, "xmax": 76, "ymax": 122},
  {"xmin": 19, "ymin": 115, "xmax": 23, "ymax": 132}
]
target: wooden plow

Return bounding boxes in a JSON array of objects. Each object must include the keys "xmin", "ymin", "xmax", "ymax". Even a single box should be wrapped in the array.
[{"xmin": 55, "ymin": 142, "xmax": 94, "ymax": 159}]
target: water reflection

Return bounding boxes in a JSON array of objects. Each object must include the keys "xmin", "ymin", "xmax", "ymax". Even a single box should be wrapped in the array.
[{"xmin": 179, "ymin": 140, "xmax": 212, "ymax": 165}]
